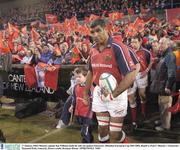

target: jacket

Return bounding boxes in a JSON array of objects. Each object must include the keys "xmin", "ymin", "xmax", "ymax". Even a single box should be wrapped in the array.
[{"xmin": 151, "ymin": 48, "xmax": 176, "ymax": 95}]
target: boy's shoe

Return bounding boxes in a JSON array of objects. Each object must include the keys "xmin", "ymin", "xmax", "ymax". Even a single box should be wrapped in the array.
[
  {"xmin": 154, "ymin": 120, "xmax": 161, "ymax": 125},
  {"xmin": 155, "ymin": 126, "xmax": 169, "ymax": 132},
  {"xmin": 56, "ymin": 120, "xmax": 66, "ymax": 129}
]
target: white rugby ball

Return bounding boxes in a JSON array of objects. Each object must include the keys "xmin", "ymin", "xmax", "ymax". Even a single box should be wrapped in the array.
[{"xmin": 99, "ymin": 73, "xmax": 117, "ymax": 93}]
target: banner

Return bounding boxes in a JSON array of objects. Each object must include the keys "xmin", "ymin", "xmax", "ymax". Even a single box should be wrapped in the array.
[{"xmin": 166, "ymin": 8, "xmax": 180, "ymax": 25}]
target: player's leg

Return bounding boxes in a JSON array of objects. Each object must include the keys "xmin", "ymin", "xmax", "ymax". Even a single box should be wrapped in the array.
[
  {"xmin": 128, "ymin": 82, "xmax": 137, "ymax": 128},
  {"xmin": 137, "ymin": 75, "xmax": 148, "ymax": 120},
  {"xmin": 96, "ymin": 112, "xmax": 110, "ymax": 143}
]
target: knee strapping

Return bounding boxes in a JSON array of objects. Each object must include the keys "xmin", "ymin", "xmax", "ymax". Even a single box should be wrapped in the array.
[
  {"xmin": 96, "ymin": 116, "xmax": 109, "ymax": 126},
  {"xmin": 110, "ymin": 122, "xmax": 123, "ymax": 132}
]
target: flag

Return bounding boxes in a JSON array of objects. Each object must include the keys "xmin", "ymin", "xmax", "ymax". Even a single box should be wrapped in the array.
[
  {"xmin": 133, "ymin": 17, "xmax": 145, "ymax": 32},
  {"xmin": 69, "ymin": 16, "xmax": 78, "ymax": 30},
  {"xmin": 89, "ymin": 14, "xmax": 100, "ymax": 22},
  {"xmin": 71, "ymin": 46, "xmax": 80, "ymax": 64},
  {"xmin": 109, "ymin": 12, "xmax": 123, "ymax": 21},
  {"xmin": 166, "ymin": 8, "xmax": 180, "ymax": 25},
  {"xmin": 24, "ymin": 65, "xmax": 37, "ymax": 88},
  {"xmin": 7, "ymin": 23, "xmax": 19, "ymax": 36},
  {"xmin": 45, "ymin": 65, "xmax": 60, "ymax": 91},
  {"xmin": 112, "ymin": 25, "xmax": 120, "ymax": 33},
  {"xmin": 35, "ymin": 63, "xmax": 60, "ymax": 90},
  {"xmin": 125, "ymin": 24, "xmax": 137, "ymax": 37},
  {"xmin": 31, "ymin": 28, "xmax": 40, "ymax": 42},
  {"xmin": 25, "ymin": 63, "xmax": 60, "ymax": 90},
  {"xmin": 0, "ymin": 31, "xmax": 11, "ymax": 54},
  {"xmin": 45, "ymin": 14, "xmax": 58, "ymax": 24},
  {"xmin": 53, "ymin": 23, "xmax": 63, "ymax": 32}
]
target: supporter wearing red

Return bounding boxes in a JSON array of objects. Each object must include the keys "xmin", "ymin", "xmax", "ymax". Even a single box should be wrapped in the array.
[
  {"xmin": 150, "ymin": 37, "xmax": 176, "ymax": 131},
  {"xmin": 56, "ymin": 67, "xmax": 82, "ymax": 129},
  {"xmin": 128, "ymin": 35, "xmax": 152, "ymax": 129},
  {"xmin": 69, "ymin": 67, "xmax": 94, "ymax": 143},
  {"xmin": 83, "ymin": 19, "xmax": 140, "ymax": 143}
]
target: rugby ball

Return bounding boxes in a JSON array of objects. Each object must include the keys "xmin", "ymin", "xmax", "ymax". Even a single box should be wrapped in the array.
[{"xmin": 99, "ymin": 73, "xmax": 117, "ymax": 93}]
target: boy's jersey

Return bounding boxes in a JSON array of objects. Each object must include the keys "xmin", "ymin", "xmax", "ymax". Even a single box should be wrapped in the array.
[
  {"xmin": 74, "ymin": 84, "xmax": 93, "ymax": 118},
  {"xmin": 134, "ymin": 48, "xmax": 151, "ymax": 72},
  {"xmin": 89, "ymin": 37, "xmax": 138, "ymax": 86}
]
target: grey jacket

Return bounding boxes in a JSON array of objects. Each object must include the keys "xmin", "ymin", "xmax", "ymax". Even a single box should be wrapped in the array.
[{"xmin": 151, "ymin": 48, "xmax": 176, "ymax": 95}]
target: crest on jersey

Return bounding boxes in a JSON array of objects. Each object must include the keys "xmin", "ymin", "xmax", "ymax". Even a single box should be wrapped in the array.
[{"xmin": 105, "ymin": 55, "xmax": 112, "ymax": 61}]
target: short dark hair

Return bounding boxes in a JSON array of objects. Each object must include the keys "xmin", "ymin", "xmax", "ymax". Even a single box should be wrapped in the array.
[
  {"xmin": 90, "ymin": 18, "xmax": 106, "ymax": 29},
  {"xmin": 73, "ymin": 67, "xmax": 88, "ymax": 76},
  {"xmin": 131, "ymin": 35, "xmax": 142, "ymax": 42}
]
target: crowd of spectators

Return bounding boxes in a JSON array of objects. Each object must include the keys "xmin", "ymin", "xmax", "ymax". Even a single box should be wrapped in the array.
[
  {"xmin": 0, "ymin": 0, "xmax": 179, "ymax": 68},
  {"xmin": 0, "ymin": 0, "xmax": 179, "ymax": 142},
  {"xmin": 0, "ymin": 0, "xmax": 179, "ymax": 26}
]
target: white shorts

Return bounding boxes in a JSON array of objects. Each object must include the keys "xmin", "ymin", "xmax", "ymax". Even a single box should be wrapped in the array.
[
  {"xmin": 92, "ymin": 86, "xmax": 128, "ymax": 117},
  {"xmin": 127, "ymin": 72, "xmax": 148, "ymax": 95}
]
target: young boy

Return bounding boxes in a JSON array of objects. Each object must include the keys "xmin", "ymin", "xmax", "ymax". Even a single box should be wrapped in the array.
[
  {"xmin": 56, "ymin": 67, "xmax": 81, "ymax": 128},
  {"xmin": 69, "ymin": 67, "xmax": 94, "ymax": 143}
]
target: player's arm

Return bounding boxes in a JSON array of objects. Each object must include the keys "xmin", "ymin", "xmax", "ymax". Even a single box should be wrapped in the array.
[
  {"xmin": 112, "ymin": 44, "xmax": 140, "ymax": 98},
  {"xmin": 112, "ymin": 63, "xmax": 140, "ymax": 98},
  {"xmin": 141, "ymin": 49, "xmax": 153, "ymax": 77}
]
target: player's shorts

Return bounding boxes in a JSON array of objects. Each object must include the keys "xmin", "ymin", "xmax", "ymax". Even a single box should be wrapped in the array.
[
  {"xmin": 127, "ymin": 72, "xmax": 148, "ymax": 95},
  {"xmin": 92, "ymin": 86, "xmax": 128, "ymax": 118}
]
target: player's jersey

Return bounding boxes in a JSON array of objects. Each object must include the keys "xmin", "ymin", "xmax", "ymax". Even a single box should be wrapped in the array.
[
  {"xmin": 89, "ymin": 37, "xmax": 138, "ymax": 85},
  {"xmin": 135, "ymin": 48, "xmax": 151, "ymax": 72}
]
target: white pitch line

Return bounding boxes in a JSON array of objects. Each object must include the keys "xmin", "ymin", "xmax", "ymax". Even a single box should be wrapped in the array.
[{"xmin": 28, "ymin": 129, "xmax": 63, "ymax": 143}]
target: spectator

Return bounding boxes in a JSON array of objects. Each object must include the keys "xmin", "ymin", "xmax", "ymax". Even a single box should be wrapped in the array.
[
  {"xmin": 150, "ymin": 37, "xmax": 176, "ymax": 131},
  {"xmin": 56, "ymin": 67, "xmax": 84, "ymax": 128},
  {"xmin": 69, "ymin": 67, "xmax": 94, "ymax": 143},
  {"xmin": 59, "ymin": 42, "xmax": 72, "ymax": 64}
]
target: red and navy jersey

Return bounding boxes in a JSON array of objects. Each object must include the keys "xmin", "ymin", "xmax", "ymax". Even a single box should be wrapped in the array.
[
  {"xmin": 89, "ymin": 37, "xmax": 138, "ymax": 85},
  {"xmin": 73, "ymin": 84, "xmax": 93, "ymax": 119},
  {"xmin": 134, "ymin": 47, "xmax": 151, "ymax": 72}
]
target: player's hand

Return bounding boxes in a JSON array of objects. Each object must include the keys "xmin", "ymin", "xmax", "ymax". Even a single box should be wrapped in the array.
[
  {"xmin": 100, "ymin": 87, "xmax": 114, "ymax": 101},
  {"xmin": 101, "ymin": 87, "xmax": 109, "ymax": 97},
  {"xmin": 83, "ymin": 93, "xmax": 90, "ymax": 106}
]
